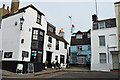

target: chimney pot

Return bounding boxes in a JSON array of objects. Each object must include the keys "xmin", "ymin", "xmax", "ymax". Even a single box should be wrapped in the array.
[
  {"xmin": 7, "ymin": 6, "xmax": 9, "ymax": 11},
  {"xmin": 3, "ymin": 4, "xmax": 5, "ymax": 8},
  {"xmin": 60, "ymin": 30, "xmax": 61, "ymax": 33}
]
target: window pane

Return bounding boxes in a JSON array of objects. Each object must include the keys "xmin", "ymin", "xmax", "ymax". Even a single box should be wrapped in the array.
[
  {"xmin": 48, "ymin": 26, "xmax": 53, "ymax": 32},
  {"xmin": 100, "ymin": 53, "xmax": 106, "ymax": 63},
  {"xmin": 33, "ymin": 35, "xmax": 38, "ymax": 40},
  {"xmin": 99, "ymin": 22, "xmax": 105, "ymax": 29},
  {"xmin": 37, "ymin": 13, "xmax": 41, "ymax": 24},
  {"xmin": 99, "ymin": 36, "xmax": 105, "ymax": 46},
  {"xmin": 33, "ymin": 30, "xmax": 38, "ymax": 34},
  {"xmin": 37, "ymin": 51, "xmax": 42, "ymax": 63},
  {"xmin": 93, "ymin": 22, "xmax": 98, "ymax": 30},
  {"xmin": 87, "ymin": 33, "xmax": 90, "ymax": 38},
  {"xmin": 76, "ymin": 34, "xmax": 82, "ymax": 39},
  {"xmin": 48, "ymin": 37, "xmax": 52, "ymax": 43},
  {"xmin": 40, "ymin": 31, "xmax": 43, "ymax": 36}
]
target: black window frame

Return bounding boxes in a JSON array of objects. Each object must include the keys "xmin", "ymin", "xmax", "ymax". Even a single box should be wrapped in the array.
[
  {"xmin": 56, "ymin": 39, "xmax": 59, "ymax": 50},
  {"xmin": 64, "ymin": 43, "xmax": 67, "ymax": 49},
  {"xmin": 48, "ymin": 36, "xmax": 52, "ymax": 43},
  {"xmin": 36, "ymin": 12, "xmax": 42, "ymax": 25}
]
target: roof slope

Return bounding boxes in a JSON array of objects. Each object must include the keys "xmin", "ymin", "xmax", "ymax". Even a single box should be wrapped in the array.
[
  {"xmin": 70, "ymin": 30, "xmax": 91, "ymax": 46},
  {"xmin": 2, "ymin": 4, "xmax": 45, "ymax": 19},
  {"xmin": 47, "ymin": 31, "xmax": 69, "ymax": 44}
]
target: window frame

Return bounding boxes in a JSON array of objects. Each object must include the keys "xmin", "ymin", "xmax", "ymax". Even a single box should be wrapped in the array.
[
  {"xmin": 98, "ymin": 22, "xmax": 105, "ymax": 29},
  {"xmin": 56, "ymin": 39, "xmax": 59, "ymax": 50},
  {"xmin": 48, "ymin": 36, "xmax": 52, "ymax": 43},
  {"xmin": 36, "ymin": 12, "xmax": 42, "ymax": 25},
  {"xmin": 76, "ymin": 34, "xmax": 83, "ymax": 39},
  {"xmin": 33, "ymin": 29, "xmax": 38, "ymax": 40},
  {"xmin": 99, "ymin": 36, "xmax": 105, "ymax": 46},
  {"xmin": 99, "ymin": 53, "xmax": 106, "ymax": 64},
  {"xmin": 77, "ymin": 46, "xmax": 82, "ymax": 51},
  {"xmin": 64, "ymin": 43, "xmax": 67, "ymax": 49}
]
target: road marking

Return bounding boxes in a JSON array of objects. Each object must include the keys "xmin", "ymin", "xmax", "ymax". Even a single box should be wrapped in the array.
[{"xmin": 2, "ymin": 71, "xmax": 64, "ymax": 78}]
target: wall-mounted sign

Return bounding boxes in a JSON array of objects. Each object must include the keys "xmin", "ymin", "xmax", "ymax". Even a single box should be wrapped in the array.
[
  {"xmin": 28, "ymin": 63, "xmax": 34, "ymax": 73},
  {"xmin": 4, "ymin": 52, "xmax": 13, "ymax": 58},
  {"xmin": 47, "ymin": 43, "xmax": 52, "ymax": 49}
]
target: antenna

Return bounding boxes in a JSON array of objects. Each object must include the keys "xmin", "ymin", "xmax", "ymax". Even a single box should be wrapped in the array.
[{"xmin": 95, "ymin": 0, "xmax": 98, "ymax": 17}]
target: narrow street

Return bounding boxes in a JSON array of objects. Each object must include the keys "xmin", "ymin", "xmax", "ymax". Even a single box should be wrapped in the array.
[{"xmin": 2, "ymin": 66, "xmax": 120, "ymax": 80}]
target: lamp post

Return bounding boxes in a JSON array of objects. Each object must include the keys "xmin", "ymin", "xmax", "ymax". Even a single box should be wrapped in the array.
[{"xmin": 20, "ymin": 16, "xmax": 24, "ymax": 30}]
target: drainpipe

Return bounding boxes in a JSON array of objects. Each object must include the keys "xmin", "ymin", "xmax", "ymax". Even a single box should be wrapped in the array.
[{"xmin": 107, "ymin": 45, "xmax": 109, "ymax": 64}]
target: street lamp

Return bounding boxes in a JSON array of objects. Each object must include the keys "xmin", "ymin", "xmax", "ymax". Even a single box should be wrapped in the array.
[{"xmin": 20, "ymin": 16, "xmax": 24, "ymax": 30}]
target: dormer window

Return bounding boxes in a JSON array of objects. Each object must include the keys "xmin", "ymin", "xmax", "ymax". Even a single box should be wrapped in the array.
[
  {"xmin": 87, "ymin": 33, "xmax": 91, "ymax": 38},
  {"xmin": 76, "ymin": 34, "xmax": 82, "ymax": 39},
  {"xmin": 48, "ymin": 26, "xmax": 53, "ymax": 32},
  {"xmin": 98, "ymin": 22, "xmax": 105, "ymax": 29},
  {"xmin": 36, "ymin": 12, "xmax": 42, "ymax": 25}
]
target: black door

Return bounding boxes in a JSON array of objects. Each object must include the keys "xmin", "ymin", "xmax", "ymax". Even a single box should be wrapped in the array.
[{"xmin": 46, "ymin": 51, "xmax": 52, "ymax": 68}]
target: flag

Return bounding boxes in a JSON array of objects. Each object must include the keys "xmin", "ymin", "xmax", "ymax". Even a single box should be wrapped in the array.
[{"xmin": 71, "ymin": 24, "xmax": 75, "ymax": 34}]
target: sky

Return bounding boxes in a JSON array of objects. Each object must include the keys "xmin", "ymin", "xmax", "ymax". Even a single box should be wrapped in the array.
[{"xmin": 0, "ymin": 0, "xmax": 120, "ymax": 42}]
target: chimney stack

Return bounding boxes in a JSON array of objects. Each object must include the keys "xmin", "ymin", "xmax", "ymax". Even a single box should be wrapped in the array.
[
  {"xmin": 92, "ymin": 14, "xmax": 98, "ymax": 22},
  {"xmin": 59, "ymin": 28, "xmax": 65, "ymax": 38},
  {"xmin": 7, "ymin": 6, "xmax": 9, "ymax": 11},
  {"xmin": 10, "ymin": 0, "xmax": 19, "ymax": 14},
  {"xmin": 3, "ymin": 4, "xmax": 5, "ymax": 9}
]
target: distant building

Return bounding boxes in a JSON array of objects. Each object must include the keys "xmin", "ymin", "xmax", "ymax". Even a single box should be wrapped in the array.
[
  {"xmin": 70, "ymin": 30, "xmax": 91, "ymax": 66},
  {"xmin": 0, "ymin": 4, "xmax": 9, "ymax": 17},
  {"xmin": 0, "ymin": 4, "xmax": 9, "ymax": 61},
  {"xmin": 91, "ymin": 17, "xmax": 120, "ymax": 71},
  {"xmin": 115, "ymin": 2, "xmax": 120, "ymax": 51}
]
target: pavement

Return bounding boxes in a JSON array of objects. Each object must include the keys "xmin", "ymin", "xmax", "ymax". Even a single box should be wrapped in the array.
[
  {"xmin": 2, "ymin": 69, "xmax": 64, "ymax": 78},
  {"xmin": 2, "ymin": 66, "xmax": 120, "ymax": 79},
  {"xmin": 1, "ymin": 66, "xmax": 90, "ymax": 78}
]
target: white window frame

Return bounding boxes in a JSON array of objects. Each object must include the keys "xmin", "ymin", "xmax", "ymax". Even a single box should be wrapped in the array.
[
  {"xmin": 99, "ymin": 36, "xmax": 105, "ymax": 46},
  {"xmin": 98, "ymin": 22, "xmax": 105, "ymax": 29},
  {"xmin": 99, "ymin": 53, "xmax": 106, "ymax": 64},
  {"xmin": 76, "ymin": 34, "xmax": 82, "ymax": 39}
]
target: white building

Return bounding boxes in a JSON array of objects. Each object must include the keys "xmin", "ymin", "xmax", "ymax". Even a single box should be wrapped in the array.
[
  {"xmin": 0, "ymin": 18, "xmax": 2, "ymax": 60},
  {"xmin": 1, "ymin": 4, "xmax": 47, "ymax": 72},
  {"xmin": 1, "ymin": 2, "xmax": 69, "ymax": 72},
  {"xmin": 43, "ymin": 22, "xmax": 69, "ymax": 68},
  {"xmin": 91, "ymin": 17, "xmax": 120, "ymax": 71}
]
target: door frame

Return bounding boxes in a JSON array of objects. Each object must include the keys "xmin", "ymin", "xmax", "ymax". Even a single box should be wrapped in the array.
[
  {"xmin": 46, "ymin": 51, "xmax": 53, "ymax": 68},
  {"xmin": 111, "ymin": 51, "xmax": 119, "ymax": 70}
]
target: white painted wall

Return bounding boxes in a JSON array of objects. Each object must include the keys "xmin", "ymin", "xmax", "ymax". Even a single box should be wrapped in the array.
[
  {"xmin": 19, "ymin": 7, "xmax": 47, "ymax": 62},
  {"xmin": 2, "ymin": 7, "xmax": 47, "ymax": 62},
  {"xmin": 43, "ymin": 35, "xmax": 68, "ymax": 66},
  {"xmin": 91, "ymin": 27, "xmax": 119, "ymax": 71},
  {"xmin": 1, "ymin": 6, "xmax": 68, "ymax": 66},
  {"xmin": 2, "ymin": 12, "xmax": 24, "ymax": 61},
  {"xmin": 0, "ymin": 19, "xmax": 2, "ymax": 60}
]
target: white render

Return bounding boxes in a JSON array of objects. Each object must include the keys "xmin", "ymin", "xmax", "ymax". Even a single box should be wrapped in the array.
[
  {"xmin": 91, "ymin": 27, "xmax": 119, "ymax": 71},
  {"xmin": 1, "ymin": 5, "xmax": 69, "ymax": 68},
  {"xmin": 2, "ymin": 7, "xmax": 47, "ymax": 62},
  {"xmin": 0, "ymin": 19, "xmax": 2, "ymax": 60},
  {"xmin": 43, "ymin": 35, "xmax": 69, "ymax": 67}
]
